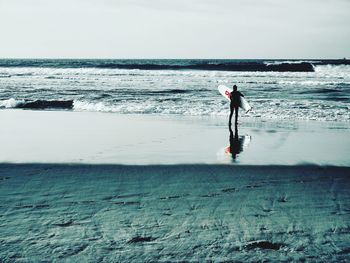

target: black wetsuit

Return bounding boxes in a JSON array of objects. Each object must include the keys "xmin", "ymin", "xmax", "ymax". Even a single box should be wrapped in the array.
[{"xmin": 229, "ymin": 91, "xmax": 244, "ymax": 126}]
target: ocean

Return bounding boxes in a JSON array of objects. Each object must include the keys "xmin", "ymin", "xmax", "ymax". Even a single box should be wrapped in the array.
[{"xmin": 0, "ymin": 59, "xmax": 349, "ymax": 121}]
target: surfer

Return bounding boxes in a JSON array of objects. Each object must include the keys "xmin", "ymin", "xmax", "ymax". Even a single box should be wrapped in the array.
[{"xmin": 229, "ymin": 85, "xmax": 244, "ymax": 127}]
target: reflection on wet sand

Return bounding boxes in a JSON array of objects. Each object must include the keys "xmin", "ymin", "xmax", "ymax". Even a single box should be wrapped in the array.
[{"xmin": 224, "ymin": 126, "xmax": 251, "ymax": 162}]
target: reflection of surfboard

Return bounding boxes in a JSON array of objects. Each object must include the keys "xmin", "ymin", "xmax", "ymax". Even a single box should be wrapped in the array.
[
  {"xmin": 217, "ymin": 134, "xmax": 252, "ymax": 163},
  {"xmin": 218, "ymin": 85, "xmax": 252, "ymax": 112},
  {"xmin": 224, "ymin": 135, "xmax": 252, "ymax": 155}
]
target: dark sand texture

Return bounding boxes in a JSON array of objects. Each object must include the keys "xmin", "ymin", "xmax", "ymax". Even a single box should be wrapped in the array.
[{"xmin": 0, "ymin": 164, "xmax": 349, "ymax": 262}]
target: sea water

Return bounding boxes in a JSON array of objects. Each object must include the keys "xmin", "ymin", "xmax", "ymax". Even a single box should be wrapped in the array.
[{"xmin": 0, "ymin": 59, "xmax": 349, "ymax": 121}]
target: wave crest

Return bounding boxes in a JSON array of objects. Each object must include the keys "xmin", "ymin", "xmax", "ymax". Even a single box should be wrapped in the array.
[
  {"xmin": 0, "ymin": 59, "xmax": 317, "ymax": 72},
  {"xmin": 0, "ymin": 98, "xmax": 22, "ymax": 108},
  {"xmin": 0, "ymin": 99, "xmax": 73, "ymax": 110}
]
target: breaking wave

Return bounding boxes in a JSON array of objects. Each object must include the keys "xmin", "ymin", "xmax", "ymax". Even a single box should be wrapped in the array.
[
  {"xmin": 0, "ymin": 59, "xmax": 317, "ymax": 72},
  {"xmin": 1, "ymin": 97, "xmax": 349, "ymax": 121},
  {"xmin": 0, "ymin": 99, "xmax": 73, "ymax": 110},
  {"xmin": 1, "ymin": 59, "xmax": 350, "ymax": 122}
]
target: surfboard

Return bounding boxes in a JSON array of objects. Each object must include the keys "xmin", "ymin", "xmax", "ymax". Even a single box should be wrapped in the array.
[{"xmin": 218, "ymin": 85, "xmax": 252, "ymax": 112}]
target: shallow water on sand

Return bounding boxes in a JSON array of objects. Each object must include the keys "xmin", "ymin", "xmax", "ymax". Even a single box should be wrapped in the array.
[{"xmin": 0, "ymin": 110, "xmax": 349, "ymax": 166}]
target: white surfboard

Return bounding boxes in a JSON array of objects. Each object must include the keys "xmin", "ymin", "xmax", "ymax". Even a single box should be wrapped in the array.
[{"xmin": 218, "ymin": 85, "xmax": 252, "ymax": 112}]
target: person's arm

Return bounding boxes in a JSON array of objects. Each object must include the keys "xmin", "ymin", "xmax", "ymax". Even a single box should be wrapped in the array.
[{"xmin": 239, "ymin": 92, "xmax": 244, "ymax": 97}]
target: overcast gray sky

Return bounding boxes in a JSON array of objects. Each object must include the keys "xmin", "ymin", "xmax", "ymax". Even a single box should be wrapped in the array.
[{"xmin": 0, "ymin": 0, "xmax": 349, "ymax": 59}]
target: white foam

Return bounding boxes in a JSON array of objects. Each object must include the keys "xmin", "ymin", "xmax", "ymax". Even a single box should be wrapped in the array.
[
  {"xmin": 0, "ymin": 98, "xmax": 22, "ymax": 108},
  {"xmin": 264, "ymin": 60, "xmax": 321, "ymax": 66},
  {"xmin": 314, "ymin": 65, "xmax": 350, "ymax": 78},
  {"xmin": 72, "ymin": 99, "xmax": 350, "ymax": 122}
]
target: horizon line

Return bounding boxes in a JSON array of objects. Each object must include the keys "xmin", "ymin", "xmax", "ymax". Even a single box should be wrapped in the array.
[{"xmin": 0, "ymin": 57, "xmax": 348, "ymax": 60}]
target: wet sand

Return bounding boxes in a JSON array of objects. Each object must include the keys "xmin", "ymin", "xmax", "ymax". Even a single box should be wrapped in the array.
[
  {"xmin": 0, "ymin": 109, "xmax": 349, "ymax": 165},
  {"xmin": 0, "ymin": 164, "xmax": 349, "ymax": 262}
]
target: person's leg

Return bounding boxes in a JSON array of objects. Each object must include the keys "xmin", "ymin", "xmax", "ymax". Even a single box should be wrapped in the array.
[
  {"xmin": 235, "ymin": 106, "xmax": 239, "ymax": 126},
  {"xmin": 229, "ymin": 106, "xmax": 233, "ymax": 126}
]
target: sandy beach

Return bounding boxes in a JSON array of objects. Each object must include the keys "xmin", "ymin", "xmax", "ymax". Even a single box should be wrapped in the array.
[
  {"xmin": 1, "ymin": 164, "xmax": 349, "ymax": 262},
  {"xmin": 0, "ymin": 110, "xmax": 349, "ymax": 261}
]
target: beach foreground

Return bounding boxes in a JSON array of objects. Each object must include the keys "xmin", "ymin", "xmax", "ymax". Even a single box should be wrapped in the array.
[{"xmin": 1, "ymin": 164, "xmax": 349, "ymax": 262}]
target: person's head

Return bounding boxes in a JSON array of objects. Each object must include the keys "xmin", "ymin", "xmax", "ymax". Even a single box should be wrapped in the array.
[{"xmin": 233, "ymin": 85, "xmax": 237, "ymax": 91}]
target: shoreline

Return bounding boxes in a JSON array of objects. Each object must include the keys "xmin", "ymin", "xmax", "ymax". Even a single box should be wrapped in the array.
[{"xmin": 0, "ymin": 109, "xmax": 349, "ymax": 166}]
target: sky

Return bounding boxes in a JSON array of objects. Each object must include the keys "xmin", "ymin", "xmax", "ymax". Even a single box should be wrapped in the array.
[{"xmin": 0, "ymin": 0, "xmax": 349, "ymax": 59}]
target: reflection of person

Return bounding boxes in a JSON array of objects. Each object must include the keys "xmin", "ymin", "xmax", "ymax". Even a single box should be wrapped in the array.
[
  {"xmin": 229, "ymin": 126, "xmax": 244, "ymax": 160},
  {"xmin": 229, "ymin": 85, "xmax": 244, "ymax": 127}
]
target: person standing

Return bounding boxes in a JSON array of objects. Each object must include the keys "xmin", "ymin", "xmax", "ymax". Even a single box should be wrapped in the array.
[{"xmin": 229, "ymin": 85, "xmax": 244, "ymax": 127}]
